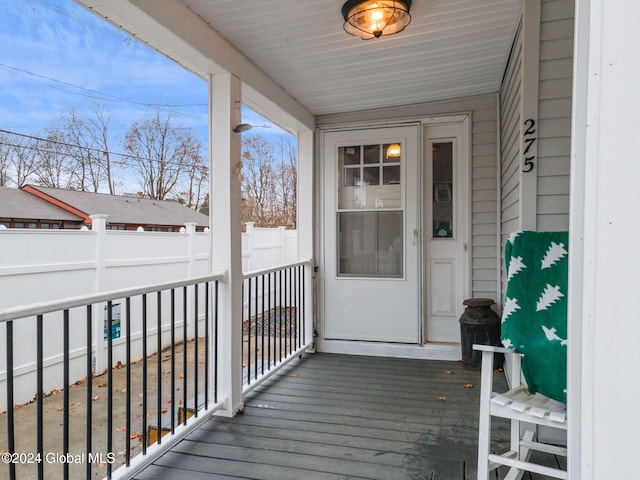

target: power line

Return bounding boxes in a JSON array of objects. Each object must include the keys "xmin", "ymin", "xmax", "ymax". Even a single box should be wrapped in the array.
[
  {"xmin": 0, "ymin": 128, "xmax": 208, "ymax": 171},
  {"xmin": 26, "ymin": 0, "xmax": 148, "ymax": 53},
  {"xmin": 0, "ymin": 62, "xmax": 206, "ymax": 109}
]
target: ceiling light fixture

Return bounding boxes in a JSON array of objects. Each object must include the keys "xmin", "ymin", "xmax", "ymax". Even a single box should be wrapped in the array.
[{"xmin": 342, "ymin": 0, "xmax": 412, "ymax": 40}]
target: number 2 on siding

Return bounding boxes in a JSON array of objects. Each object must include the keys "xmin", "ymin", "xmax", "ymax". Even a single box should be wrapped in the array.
[{"xmin": 522, "ymin": 119, "xmax": 536, "ymax": 173}]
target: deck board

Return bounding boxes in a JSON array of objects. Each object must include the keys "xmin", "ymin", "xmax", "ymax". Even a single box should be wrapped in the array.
[{"xmin": 133, "ymin": 353, "xmax": 544, "ymax": 480}]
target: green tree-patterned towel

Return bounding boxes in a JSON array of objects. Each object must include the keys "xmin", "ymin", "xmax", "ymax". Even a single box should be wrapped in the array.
[{"xmin": 502, "ymin": 231, "xmax": 568, "ymax": 404}]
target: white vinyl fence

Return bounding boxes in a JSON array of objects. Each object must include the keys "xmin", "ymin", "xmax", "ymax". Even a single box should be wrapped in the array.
[{"xmin": 0, "ymin": 217, "xmax": 297, "ymax": 409}]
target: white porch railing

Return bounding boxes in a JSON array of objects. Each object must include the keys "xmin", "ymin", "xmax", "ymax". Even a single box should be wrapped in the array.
[
  {"xmin": 242, "ymin": 260, "xmax": 313, "ymax": 394},
  {"xmin": 0, "ymin": 260, "xmax": 314, "ymax": 480}
]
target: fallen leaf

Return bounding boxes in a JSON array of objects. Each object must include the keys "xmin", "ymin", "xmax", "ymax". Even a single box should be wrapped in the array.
[
  {"xmin": 444, "ymin": 370, "xmax": 453, "ymax": 375},
  {"xmin": 92, "ymin": 395, "xmax": 100, "ymax": 401},
  {"xmin": 463, "ymin": 383, "xmax": 474, "ymax": 389},
  {"xmin": 438, "ymin": 396, "xmax": 448, "ymax": 401},
  {"xmin": 179, "ymin": 373, "xmax": 185, "ymax": 379},
  {"xmin": 115, "ymin": 426, "xmax": 126, "ymax": 432},
  {"xmin": 130, "ymin": 432, "xmax": 138, "ymax": 440},
  {"xmin": 290, "ymin": 373, "xmax": 300, "ymax": 378}
]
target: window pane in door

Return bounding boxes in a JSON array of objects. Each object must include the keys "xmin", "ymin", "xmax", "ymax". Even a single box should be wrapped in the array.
[
  {"xmin": 363, "ymin": 144, "xmax": 380, "ymax": 164},
  {"xmin": 342, "ymin": 145, "xmax": 361, "ymax": 165},
  {"xmin": 362, "ymin": 166, "xmax": 380, "ymax": 186},
  {"xmin": 432, "ymin": 142, "xmax": 453, "ymax": 238},
  {"xmin": 344, "ymin": 167, "xmax": 360, "ymax": 187},
  {"xmin": 383, "ymin": 165, "xmax": 401, "ymax": 185},
  {"xmin": 338, "ymin": 211, "xmax": 403, "ymax": 277}
]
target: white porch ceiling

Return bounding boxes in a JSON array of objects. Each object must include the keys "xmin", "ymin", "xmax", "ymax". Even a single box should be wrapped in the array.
[
  {"xmin": 182, "ymin": 0, "xmax": 523, "ymax": 116},
  {"xmin": 79, "ymin": 0, "xmax": 523, "ymax": 118}
]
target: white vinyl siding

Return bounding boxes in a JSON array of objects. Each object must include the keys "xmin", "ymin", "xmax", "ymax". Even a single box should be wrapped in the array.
[
  {"xmin": 471, "ymin": 102, "xmax": 499, "ymax": 299},
  {"xmin": 500, "ymin": 20, "xmax": 523, "ymax": 246},
  {"xmin": 317, "ymin": 93, "xmax": 500, "ymax": 302}
]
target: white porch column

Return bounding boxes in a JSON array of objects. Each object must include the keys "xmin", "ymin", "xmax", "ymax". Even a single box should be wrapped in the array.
[
  {"xmin": 570, "ymin": 0, "xmax": 640, "ymax": 478},
  {"xmin": 209, "ymin": 73, "xmax": 244, "ymax": 416},
  {"xmin": 519, "ymin": 0, "xmax": 540, "ymax": 231},
  {"xmin": 297, "ymin": 129, "xmax": 315, "ymax": 347}
]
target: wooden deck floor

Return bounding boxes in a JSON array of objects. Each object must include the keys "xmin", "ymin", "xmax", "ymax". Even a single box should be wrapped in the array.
[{"xmin": 132, "ymin": 353, "xmax": 558, "ymax": 480}]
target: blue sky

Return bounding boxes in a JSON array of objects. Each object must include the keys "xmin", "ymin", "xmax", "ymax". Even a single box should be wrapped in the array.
[{"xmin": 0, "ymin": 0, "xmax": 287, "ymax": 149}]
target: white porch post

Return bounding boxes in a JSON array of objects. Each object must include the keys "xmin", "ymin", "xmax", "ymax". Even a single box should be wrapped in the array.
[
  {"xmin": 297, "ymin": 130, "xmax": 315, "ymax": 347},
  {"xmin": 570, "ymin": 0, "xmax": 640, "ymax": 478},
  {"xmin": 519, "ymin": 0, "xmax": 540, "ymax": 231},
  {"xmin": 209, "ymin": 72, "xmax": 244, "ymax": 416}
]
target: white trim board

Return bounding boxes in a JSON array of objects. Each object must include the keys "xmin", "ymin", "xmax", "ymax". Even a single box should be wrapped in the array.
[{"xmin": 318, "ymin": 339, "xmax": 461, "ymax": 361}]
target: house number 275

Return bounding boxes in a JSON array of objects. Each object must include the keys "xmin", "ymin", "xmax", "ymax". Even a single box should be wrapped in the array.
[{"xmin": 522, "ymin": 119, "xmax": 536, "ymax": 172}]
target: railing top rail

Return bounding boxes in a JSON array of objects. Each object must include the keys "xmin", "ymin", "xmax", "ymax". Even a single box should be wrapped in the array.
[
  {"xmin": 0, "ymin": 271, "xmax": 227, "ymax": 324},
  {"xmin": 242, "ymin": 258, "xmax": 313, "ymax": 280}
]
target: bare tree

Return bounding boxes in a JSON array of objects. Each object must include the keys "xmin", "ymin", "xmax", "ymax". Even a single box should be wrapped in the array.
[
  {"xmin": 57, "ymin": 109, "xmax": 98, "ymax": 192},
  {"xmin": 275, "ymin": 136, "xmax": 297, "ymax": 227},
  {"xmin": 241, "ymin": 135, "xmax": 278, "ymax": 226},
  {"xmin": 0, "ymin": 132, "xmax": 40, "ymax": 186},
  {"xmin": 33, "ymin": 130, "xmax": 73, "ymax": 189},
  {"xmin": 175, "ymin": 135, "xmax": 208, "ymax": 209},
  {"xmin": 13, "ymin": 136, "xmax": 40, "ymax": 187},
  {"xmin": 0, "ymin": 132, "xmax": 11, "ymax": 186},
  {"xmin": 198, "ymin": 193, "xmax": 209, "ymax": 216},
  {"xmin": 53, "ymin": 105, "xmax": 118, "ymax": 193},
  {"xmin": 85, "ymin": 105, "xmax": 117, "ymax": 194},
  {"xmin": 240, "ymin": 134, "xmax": 299, "ymax": 228},
  {"xmin": 124, "ymin": 112, "xmax": 198, "ymax": 200}
]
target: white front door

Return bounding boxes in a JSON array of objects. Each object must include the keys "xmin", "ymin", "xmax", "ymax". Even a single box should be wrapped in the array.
[
  {"xmin": 424, "ymin": 120, "xmax": 470, "ymax": 343},
  {"xmin": 323, "ymin": 126, "xmax": 420, "ymax": 343}
]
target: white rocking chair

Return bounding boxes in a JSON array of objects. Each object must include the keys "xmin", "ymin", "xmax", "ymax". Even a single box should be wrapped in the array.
[{"xmin": 474, "ymin": 344, "xmax": 567, "ymax": 479}]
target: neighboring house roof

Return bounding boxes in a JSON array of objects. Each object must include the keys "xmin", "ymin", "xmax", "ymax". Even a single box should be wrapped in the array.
[
  {"xmin": 0, "ymin": 186, "xmax": 83, "ymax": 222},
  {"xmin": 22, "ymin": 185, "xmax": 209, "ymax": 227}
]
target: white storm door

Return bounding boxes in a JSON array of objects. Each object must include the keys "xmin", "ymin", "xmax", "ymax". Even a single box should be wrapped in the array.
[
  {"xmin": 323, "ymin": 126, "xmax": 420, "ymax": 343},
  {"xmin": 424, "ymin": 121, "xmax": 470, "ymax": 343}
]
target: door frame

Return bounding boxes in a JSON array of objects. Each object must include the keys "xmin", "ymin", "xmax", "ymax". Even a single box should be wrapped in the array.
[
  {"xmin": 420, "ymin": 114, "xmax": 472, "ymax": 344},
  {"xmin": 316, "ymin": 113, "xmax": 472, "ymax": 360}
]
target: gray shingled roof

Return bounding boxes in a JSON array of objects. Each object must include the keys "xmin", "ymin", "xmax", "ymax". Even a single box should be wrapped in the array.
[
  {"xmin": 0, "ymin": 186, "xmax": 82, "ymax": 221},
  {"xmin": 27, "ymin": 186, "xmax": 209, "ymax": 227}
]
